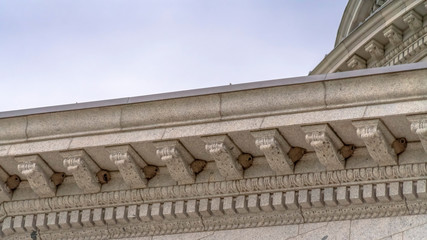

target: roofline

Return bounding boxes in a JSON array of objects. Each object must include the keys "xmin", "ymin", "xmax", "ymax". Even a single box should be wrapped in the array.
[{"xmin": 2, "ymin": 62, "xmax": 427, "ymax": 119}]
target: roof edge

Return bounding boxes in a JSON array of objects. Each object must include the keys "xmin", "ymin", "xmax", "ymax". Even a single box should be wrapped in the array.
[{"xmin": 1, "ymin": 62, "xmax": 427, "ymax": 119}]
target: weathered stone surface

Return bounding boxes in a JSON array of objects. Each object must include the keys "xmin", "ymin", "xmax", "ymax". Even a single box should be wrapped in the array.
[
  {"xmin": 61, "ymin": 150, "xmax": 101, "ymax": 193},
  {"xmin": 15, "ymin": 155, "xmax": 56, "ymax": 198},
  {"xmin": 107, "ymin": 145, "xmax": 148, "ymax": 188},
  {"xmin": 252, "ymin": 129, "xmax": 294, "ymax": 174},
  {"xmin": 202, "ymin": 135, "xmax": 243, "ymax": 180},
  {"xmin": 155, "ymin": 140, "xmax": 196, "ymax": 184},
  {"xmin": 353, "ymin": 120, "xmax": 397, "ymax": 166},
  {"xmin": 302, "ymin": 124, "xmax": 345, "ymax": 170}
]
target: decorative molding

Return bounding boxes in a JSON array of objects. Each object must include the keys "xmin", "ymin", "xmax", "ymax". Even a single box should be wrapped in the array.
[
  {"xmin": 403, "ymin": 10, "xmax": 423, "ymax": 32},
  {"xmin": 347, "ymin": 55, "xmax": 367, "ymax": 70},
  {"xmin": 365, "ymin": 39, "xmax": 385, "ymax": 60},
  {"xmin": 353, "ymin": 120, "xmax": 397, "ymax": 166},
  {"xmin": 383, "ymin": 25, "xmax": 403, "ymax": 46},
  {"xmin": 251, "ymin": 129, "xmax": 294, "ymax": 175},
  {"xmin": 155, "ymin": 140, "xmax": 195, "ymax": 184},
  {"xmin": 3, "ymin": 163, "xmax": 426, "ymax": 217},
  {"xmin": 376, "ymin": 25, "xmax": 427, "ymax": 68},
  {"xmin": 302, "ymin": 124, "xmax": 345, "ymax": 170},
  {"xmin": 407, "ymin": 114, "xmax": 427, "ymax": 153},
  {"xmin": 15, "ymin": 155, "xmax": 56, "ymax": 198},
  {"xmin": 2, "ymin": 179, "xmax": 426, "ymax": 239},
  {"xmin": 107, "ymin": 145, "xmax": 148, "ymax": 188},
  {"xmin": 203, "ymin": 135, "xmax": 243, "ymax": 180},
  {"xmin": 61, "ymin": 150, "xmax": 101, "ymax": 194}
]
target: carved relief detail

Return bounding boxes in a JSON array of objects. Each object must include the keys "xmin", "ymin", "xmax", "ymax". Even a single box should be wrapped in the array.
[
  {"xmin": 62, "ymin": 150, "xmax": 101, "ymax": 193},
  {"xmin": 252, "ymin": 129, "xmax": 294, "ymax": 174},
  {"xmin": 155, "ymin": 141, "xmax": 195, "ymax": 184},
  {"xmin": 302, "ymin": 124, "xmax": 345, "ymax": 170},
  {"xmin": 2, "ymin": 179, "xmax": 426, "ymax": 239},
  {"xmin": 3, "ymin": 163, "xmax": 425, "ymax": 216},
  {"xmin": 347, "ymin": 55, "xmax": 366, "ymax": 70},
  {"xmin": 203, "ymin": 135, "xmax": 243, "ymax": 180},
  {"xmin": 364, "ymin": 39, "xmax": 385, "ymax": 61},
  {"xmin": 15, "ymin": 155, "xmax": 56, "ymax": 198},
  {"xmin": 353, "ymin": 120, "xmax": 397, "ymax": 166},
  {"xmin": 383, "ymin": 25, "xmax": 403, "ymax": 46},
  {"xmin": 403, "ymin": 10, "xmax": 423, "ymax": 32},
  {"xmin": 407, "ymin": 115, "xmax": 427, "ymax": 153},
  {"xmin": 0, "ymin": 181, "xmax": 11, "ymax": 203},
  {"xmin": 107, "ymin": 145, "xmax": 147, "ymax": 188}
]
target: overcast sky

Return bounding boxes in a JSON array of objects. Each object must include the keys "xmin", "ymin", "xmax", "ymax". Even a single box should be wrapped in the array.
[{"xmin": 0, "ymin": 1, "xmax": 347, "ymax": 112}]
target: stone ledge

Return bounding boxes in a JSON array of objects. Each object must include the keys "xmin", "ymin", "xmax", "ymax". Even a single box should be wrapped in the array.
[{"xmin": 0, "ymin": 66, "xmax": 426, "ymax": 144}]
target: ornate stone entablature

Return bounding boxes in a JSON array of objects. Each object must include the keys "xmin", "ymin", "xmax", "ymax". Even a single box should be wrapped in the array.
[
  {"xmin": 0, "ymin": 63, "xmax": 426, "ymax": 239},
  {"xmin": 313, "ymin": 0, "xmax": 427, "ymax": 74}
]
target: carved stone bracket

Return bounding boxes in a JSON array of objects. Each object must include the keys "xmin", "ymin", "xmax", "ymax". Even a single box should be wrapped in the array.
[
  {"xmin": 407, "ymin": 115, "xmax": 427, "ymax": 153},
  {"xmin": 403, "ymin": 10, "xmax": 423, "ymax": 32},
  {"xmin": 15, "ymin": 155, "xmax": 56, "ymax": 198},
  {"xmin": 203, "ymin": 135, "xmax": 243, "ymax": 180},
  {"xmin": 251, "ymin": 129, "xmax": 294, "ymax": 174},
  {"xmin": 302, "ymin": 124, "xmax": 345, "ymax": 170},
  {"xmin": 155, "ymin": 140, "xmax": 195, "ymax": 184},
  {"xmin": 383, "ymin": 25, "xmax": 403, "ymax": 46},
  {"xmin": 106, "ymin": 145, "xmax": 148, "ymax": 188},
  {"xmin": 61, "ymin": 150, "xmax": 101, "ymax": 193},
  {"xmin": 352, "ymin": 120, "xmax": 397, "ymax": 166},
  {"xmin": 0, "ymin": 182, "xmax": 11, "ymax": 204},
  {"xmin": 347, "ymin": 55, "xmax": 367, "ymax": 70},
  {"xmin": 365, "ymin": 39, "xmax": 385, "ymax": 61}
]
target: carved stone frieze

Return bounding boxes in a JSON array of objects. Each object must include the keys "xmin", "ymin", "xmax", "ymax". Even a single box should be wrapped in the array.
[
  {"xmin": 347, "ymin": 55, "xmax": 367, "ymax": 70},
  {"xmin": 15, "ymin": 155, "xmax": 56, "ymax": 198},
  {"xmin": 383, "ymin": 25, "xmax": 403, "ymax": 46},
  {"xmin": 2, "ymin": 163, "xmax": 426, "ymax": 217},
  {"xmin": 61, "ymin": 150, "xmax": 101, "ymax": 194},
  {"xmin": 251, "ymin": 129, "xmax": 294, "ymax": 174},
  {"xmin": 302, "ymin": 124, "xmax": 345, "ymax": 170},
  {"xmin": 107, "ymin": 145, "xmax": 148, "ymax": 188},
  {"xmin": 2, "ymin": 179, "xmax": 426, "ymax": 239},
  {"xmin": 155, "ymin": 140, "xmax": 195, "ymax": 184},
  {"xmin": 407, "ymin": 115, "xmax": 427, "ymax": 153},
  {"xmin": 353, "ymin": 120, "xmax": 397, "ymax": 166},
  {"xmin": 403, "ymin": 10, "xmax": 423, "ymax": 32},
  {"xmin": 365, "ymin": 39, "xmax": 385, "ymax": 61},
  {"xmin": 203, "ymin": 135, "xmax": 243, "ymax": 180}
]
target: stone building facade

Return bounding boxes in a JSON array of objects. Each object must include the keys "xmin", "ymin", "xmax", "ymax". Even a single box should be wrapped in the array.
[{"xmin": 0, "ymin": 0, "xmax": 426, "ymax": 239}]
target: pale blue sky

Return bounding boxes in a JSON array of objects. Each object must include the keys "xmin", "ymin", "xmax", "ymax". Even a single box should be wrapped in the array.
[{"xmin": 0, "ymin": 1, "xmax": 347, "ymax": 112}]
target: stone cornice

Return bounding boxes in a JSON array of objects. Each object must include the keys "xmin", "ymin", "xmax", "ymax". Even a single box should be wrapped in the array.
[{"xmin": 0, "ymin": 66, "xmax": 426, "ymax": 146}]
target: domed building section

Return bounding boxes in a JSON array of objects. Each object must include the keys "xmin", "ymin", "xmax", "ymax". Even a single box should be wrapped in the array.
[{"xmin": 312, "ymin": 0, "xmax": 427, "ymax": 74}]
